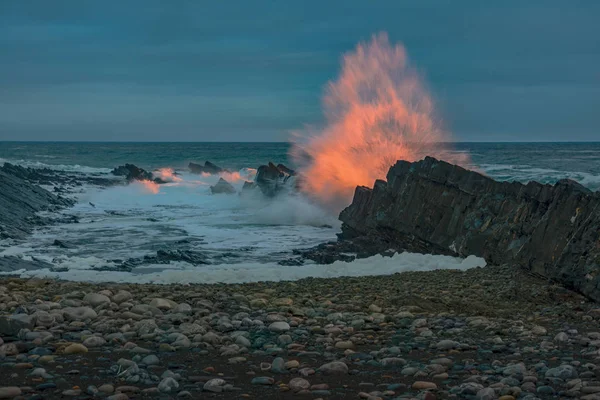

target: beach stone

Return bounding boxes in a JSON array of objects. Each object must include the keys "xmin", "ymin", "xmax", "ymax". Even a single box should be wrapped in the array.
[
  {"xmin": 158, "ymin": 377, "xmax": 179, "ymax": 393},
  {"xmin": 269, "ymin": 321, "xmax": 290, "ymax": 332},
  {"xmin": 319, "ymin": 361, "xmax": 349, "ymax": 375},
  {"xmin": 412, "ymin": 381, "xmax": 437, "ymax": 390},
  {"xmin": 251, "ymin": 377, "xmax": 275, "ymax": 385},
  {"xmin": 381, "ymin": 358, "xmax": 407, "ymax": 367},
  {"xmin": 476, "ymin": 387, "xmax": 496, "ymax": 400},
  {"xmin": 141, "ymin": 355, "xmax": 160, "ymax": 366},
  {"xmin": 335, "ymin": 340, "xmax": 354, "ymax": 349},
  {"xmin": 107, "ymin": 395, "xmax": 129, "ymax": 400},
  {"xmin": 149, "ymin": 298, "xmax": 177, "ymax": 311},
  {"xmin": 545, "ymin": 364, "xmax": 578, "ymax": 380},
  {"xmin": 289, "ymin": 378, "xmax": 310, "ymax": 392},
  {"xmin": 83, "ymin": 336, "xmax": 106, "ymax": 348},
  {"xmin": 436, "ymin": 340, "xmax": 459, "ymax": 350},
  {"xmin": 63, "ymin": 307, "xmax": 97, "ymax": 321},
  {"xmin": 83, "ymin": 293, "xmax": 110, "ymax": 307},
  {"xmin": 0, "ymin": 314, "xmax": 34, "ymax": 335},
  {"xmin": 112, "ymin": 290, "xmax": 133, "ymax": 304},
  {"xmin": 64, "ymin": 343, "xmax": 88, "ymax": 354},
  {"xmin": 531, "ymin": 325, "xmax": 547, "ymax": 335},
  {"xmin": 0, "ymin": 387, "xmax": 21, "ymax": 398},
  {"xmin": 203, "ymin": 379, "xmax": 226, "ymax": 393},
  {"xmin": 98, "ymin": 384, "xmax": 115, "ymax": 394}
]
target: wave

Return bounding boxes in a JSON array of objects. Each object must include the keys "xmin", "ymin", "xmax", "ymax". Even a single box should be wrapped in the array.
[{"xmin": 0, "ymin": 158, "xmax": 112, "ymax": 174}]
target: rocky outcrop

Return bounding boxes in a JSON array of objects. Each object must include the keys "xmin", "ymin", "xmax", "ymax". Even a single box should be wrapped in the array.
[
  {"xmin": 189, "ymin": 161, "xmax": 226, "ymax": 175},
  {"xmin": 210, "ymin": 178, "xmax": 236, "ymax": 195},
  {"xmin": 0, "ymin": 166, "xmax": 75, "ymax": 240},
  {"xmin": 255, "ymin": 162, "xmax": 295, "ymax": 197},
  {"xmin": 111, "ymin": 164, "xmax": 165, "ymax": 184},
  {"xmin": 339, "ymin": 156, "xmax": 600, "ymax": 301}
]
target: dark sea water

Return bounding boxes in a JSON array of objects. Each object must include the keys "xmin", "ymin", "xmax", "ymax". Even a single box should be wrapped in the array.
[
  {"xmin": 1, "ymin": 141, "xmax": 599, "ymax": 190},
  {"xmin": 0, "ymin": 141, "xmax": 598, "ymax": 284}
]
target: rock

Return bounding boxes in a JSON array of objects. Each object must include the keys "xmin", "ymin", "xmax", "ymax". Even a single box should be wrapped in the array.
[
  {"xmin": 531, "ymin": 325, "xmax": 547, "ymax": 335},
  {"xmin": 319, "ymin": 361, "xmax": 349, "ymax": 375},
  {"xmin": 0, "ymin": 387, "xmax": 21, "ymax": 399},
  {"xmin": 210, "ymin": 178, "xmax": 236, "ymax": 195},
  {"xmin": 158, "ymin": 377, "xmax": 179, "ymax": 393},
  {"xmin": 251, "ymin": 377, "xmax": 275, "ymax": 385},
  {"xmin": 189, "ymin": 161, "xmax": 225, "ymax": 175},
  {"xmin": 141, "ymin": 355, "xmax": 160, "ymax": 366},
  {"xmin": 0, "ymin": 314, "xmax": 34, "ymax": 336},
  {"xmin": 64, "ymin": 343, "xmax": 88, "ymax": 354},
  {"xmin": 337, "ymin": 156, "xmax": 600, "ymax": 301},
  {"xmin": 0, "ymin": 164, "xmax": 75, "ymax": 241},
  {"xmin": 111, "ymin": 164, "xmax": 164, "ymax": 184},
  {"xmin": 112, "ymin": 290, "xmax": 133, "ymax": 304},
  {"xmin": 335, "ymin": 340, "xmax": 354, "ymax": 349},
  {"xmin": 149, "ymin": 298, "xmax": 178, "ymax": 311},
  {"xmin": 269, "ymin": 321, "xmax": 290, "ymax": 332},
  {"xmin": 255, "ymin": 162, "xmax": 294, "ymax": 197},
  {"xmin": 289, "ymin": 378, "xmax": 310, "ymax": 392},
  {"xmin": 83, "ymin": 293, "xmax": 111, "ymax": 307},
  {"xmin": 476, "ymin": 387, "xmax": 496, "ymax": 400},
  {"xmin": 436, "ymin": 340, "xmax": 459, "ymax": 350},
  {"xmin": 63, "ymin": 307, "xmax": 97, "ymax": 321},
  {"xmin": 83, "ymin": 336, "xmax": 106, "ymax": 348},
  {"xmin": 545, "ymin": 364, "xmax": 578, "ymax": 380},
  {"xmin": 203, "ymin": 379, "xmax": 226, "ymax": 393},
  {"xmin": 412, "ymin": 381, "xmax": 437, "ymax": 390},
  {"xmin": 98, "ymin": 384, "xmax": 115, "ymax": 394}
]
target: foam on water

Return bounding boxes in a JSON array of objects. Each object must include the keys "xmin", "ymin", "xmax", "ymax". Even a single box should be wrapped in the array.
[{"xmin": 1, "ymin": 253, "xmax": 486, "ymax": 284}]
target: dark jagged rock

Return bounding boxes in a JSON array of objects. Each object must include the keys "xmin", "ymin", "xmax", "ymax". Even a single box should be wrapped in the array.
[
  {"xmin": 255, "ymin": 162, "xmax": 295, "ymax": 197},
  {"xmin": 0, "ymin": 167, "xmax": 75, "ymax": 240},
  {"xmin": 210, "ymin": 178, "xmax": 236, "ymax": 195},
  {"xmin": 189, "ymin": 161, "xmax": 226, "ymax": 175},
  {"xmin": 241, "ymin": 181, "xmax": 257, "ymax": 193},
  {"xmin": 339, "ymin": 156, "xmax": 600, "ymax": 301},
  {"xmin": 111, "ymin": 164, "xmax": 165, "ymax": 184},
  {"xmin": 1, "ymin": 162, "xmax": 117, "ymax": 188}
]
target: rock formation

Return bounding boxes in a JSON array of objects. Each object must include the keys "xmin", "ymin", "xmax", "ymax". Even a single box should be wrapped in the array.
[
  {"xmin": 0, "ymin": 164, "xmax": 74, "ymax": 240},
  {"xmin": 338, "ymin": 156, "xmax": 600, "ymax": 301},
  {"xmin": 189, "ymin": 161, "xmax": 226, "ymax": 175},
  {"xmin": 111, "ymin": 164, "xmax": 165, "ymax": 184},
  {"xmin": 255, "ymin": 162, "xmax": 295, "ymax": 197},
  {"xmin": 210, "ymin": 178, "xmax": 236, "ymax": 195}
]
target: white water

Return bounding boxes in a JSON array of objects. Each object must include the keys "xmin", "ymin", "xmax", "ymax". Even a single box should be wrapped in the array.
[{"xmin": 0, "ymin": 163, "xmax": 490, "ymax": 283}]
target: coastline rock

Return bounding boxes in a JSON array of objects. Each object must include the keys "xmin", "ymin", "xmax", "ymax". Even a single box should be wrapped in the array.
[
  {"xmin": 210, "ymin": 178, "xmax": 236, "ymax": 195},
  {"xmin": 111, "ymin": 164, "xmax": 165, "ymax": 184},
  {"xmin": 189, "ymin": 161, "xmax": 225, "ymax": 175},
  {"xmin": 255, "ymin": 162, "xmax": 295, "ymax": 197},
  {"xmin": 0, "ymin": 164, "xmax": 74, "ymax": 240},
  {"xmin": 339, "ymin": 156, "xmax": 600, "ymax": 301}
]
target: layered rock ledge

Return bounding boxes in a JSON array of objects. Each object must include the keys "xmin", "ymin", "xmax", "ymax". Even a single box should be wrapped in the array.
[{"xmin": 339, "ymin": 157, "xmax": 600, "ymax": 301}]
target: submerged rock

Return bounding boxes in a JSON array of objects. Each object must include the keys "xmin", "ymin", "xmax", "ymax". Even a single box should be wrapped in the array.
[
  {"xmin": 210, "ymin": 178, "xmax": 236, "ymax": 195},
  {"xmin": 339, "ymin": 156, "xmax": 600, "ymax": 301}
]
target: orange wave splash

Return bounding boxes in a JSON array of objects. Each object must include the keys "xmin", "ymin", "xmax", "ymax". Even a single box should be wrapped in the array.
[
  {"xmin": 156, "ymin": 168, "xmax": 182, "ymax": 182},
  {"xmin": 139, "ymin": 179, "xmax": 160, "ymax": 194},
  {"xmin": 291, "ymin": 33, "xmax": 469, "ymax": 212}
]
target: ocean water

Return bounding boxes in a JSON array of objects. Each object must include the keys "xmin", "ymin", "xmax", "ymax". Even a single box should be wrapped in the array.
[{"xmin": 0, "ymin": 141, "xmax": 599, "ymax": 284}]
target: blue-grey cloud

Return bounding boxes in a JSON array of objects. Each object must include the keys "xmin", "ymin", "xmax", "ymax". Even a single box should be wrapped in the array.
[{"xmin": 0, "ymin": 0, "xmax": 598, "ymax": 141}]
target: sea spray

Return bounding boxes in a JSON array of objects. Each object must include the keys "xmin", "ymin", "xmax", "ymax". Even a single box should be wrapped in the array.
[{"xmin": 291, "ymin": 33, "xmax": 469, "ymax": 212}]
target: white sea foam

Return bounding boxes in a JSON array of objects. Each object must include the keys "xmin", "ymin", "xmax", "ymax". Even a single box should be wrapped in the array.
[
  {"xmin": 1, "ymin": 253, "xmax": 486, "ymax": 284},
  {"xmin": 0, "ymin": 157, "xmax": 112, "ymax": 174}
]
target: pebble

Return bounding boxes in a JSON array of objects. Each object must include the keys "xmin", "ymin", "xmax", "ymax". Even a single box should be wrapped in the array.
[{"xmin": 63, "ymin": 343, "xmax": 88, "ymax": 354}]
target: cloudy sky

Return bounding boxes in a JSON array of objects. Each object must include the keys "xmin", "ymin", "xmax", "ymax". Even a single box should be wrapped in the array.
[{"xmin": 1, "ymin": 1, "xmax": 598, "ymax": 142}]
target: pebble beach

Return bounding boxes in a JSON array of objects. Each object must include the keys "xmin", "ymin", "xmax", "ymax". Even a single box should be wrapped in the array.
[{"xmin": 1, "ymin": 264, "xmax": 600, "ymax": 399}]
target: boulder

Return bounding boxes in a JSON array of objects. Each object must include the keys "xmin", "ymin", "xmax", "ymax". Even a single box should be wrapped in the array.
[
  {"xmin": 210, "ymin": 178, "xmax": 236, "ymax": 195},
  {"xmin": 189, "ymin": 161, "xmax": 225, "ymax": 175},
  {"xmin": 339, "ymin": 156, "xmax": 600, "ymax": 301}
]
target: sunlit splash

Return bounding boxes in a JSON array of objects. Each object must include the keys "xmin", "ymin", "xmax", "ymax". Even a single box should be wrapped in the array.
[
  {"xmin": 291, "ymin": 33, "xmax": 469, "ymax": 212},
  {"xmin": 138, "ymin": 180, "xmax": 160, "ymax": 194},
  {"xmin": 156, "ymin": 168, "xmax": 182, "ymax": 182}
]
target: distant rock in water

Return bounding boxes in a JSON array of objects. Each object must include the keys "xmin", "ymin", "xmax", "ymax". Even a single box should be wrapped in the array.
[
  {"xmin": 111, "ymin": 164, "xmax": 165, "ymax": 184},
  {"xmin": 0, "ymin": 164, "xmax": 74, "ymax": 240},
  {"xmin": 210, "ymin": 178, "xmax": 236, "ymax": 195},
  {"xmin": 338, "ymin": 156, "xmax": 600, "ymax": 301},
  {"xmin": 255, "ymin": 162, "xmax": 295, "ymax": 197},
  {"xmin": 189, "ymin": 161, "xmax": 226, "ymax": 175}
]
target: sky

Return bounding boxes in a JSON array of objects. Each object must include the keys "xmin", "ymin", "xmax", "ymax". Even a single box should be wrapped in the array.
[{"xmin": 0, "ymin": 1, "xmax": 598, "ymax": 142}]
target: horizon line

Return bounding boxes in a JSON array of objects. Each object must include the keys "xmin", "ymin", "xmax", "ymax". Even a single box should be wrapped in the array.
[{"xmin": 1, "ymin": 140, "xmax": 600, "ymax": 144}]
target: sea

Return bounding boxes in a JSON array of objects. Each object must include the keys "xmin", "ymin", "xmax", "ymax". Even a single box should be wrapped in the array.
[{"xmin": 0, "ymin": 142, "xmax": 599, "ymax": 284}]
